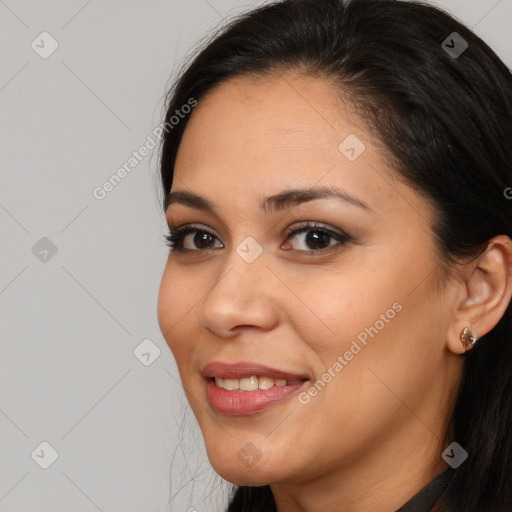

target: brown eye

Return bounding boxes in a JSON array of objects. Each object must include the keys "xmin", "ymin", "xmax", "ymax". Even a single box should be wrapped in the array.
[
  {"xmin": 282, "ymin": 223, "xmax": 351, "ymax": 253},
  {"xmin": 164, "ymin": 226, "xmax": 223, "ymax": 251}
]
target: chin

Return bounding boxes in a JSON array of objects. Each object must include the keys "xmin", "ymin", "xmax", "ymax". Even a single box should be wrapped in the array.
[
  {"xmin": 211, "ymin": 464, "xmax": 275, "ymax": 487},
  {"xmin": 205, "ymin": 446, "xmax": 281, "ymax": 487}
]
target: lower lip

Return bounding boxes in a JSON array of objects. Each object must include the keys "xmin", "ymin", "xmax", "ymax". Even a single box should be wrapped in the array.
[{"xmin": 206, "ymin": 379, "xmax": 308, "ymax": 415}]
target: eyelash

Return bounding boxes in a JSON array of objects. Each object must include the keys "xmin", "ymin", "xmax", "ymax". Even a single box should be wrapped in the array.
[{"xmin": 163, "ymin": 222, "xmax": 352, "ymax": 255}]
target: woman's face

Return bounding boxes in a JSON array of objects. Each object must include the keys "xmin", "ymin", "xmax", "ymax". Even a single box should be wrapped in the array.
[{"xmin": 157, "ymin": 71, "xmax": 461, "ymax": 487}]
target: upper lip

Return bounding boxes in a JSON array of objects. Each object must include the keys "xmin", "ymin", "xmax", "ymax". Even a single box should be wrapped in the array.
[{"xmin": 202, "ymin": 361, "xmax": 310, "ymax": 381}]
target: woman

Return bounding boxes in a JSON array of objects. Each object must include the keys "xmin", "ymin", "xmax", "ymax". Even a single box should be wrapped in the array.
[{"xmin": 156, "ymin": 0, "xmax": 512, "ymax": 510}]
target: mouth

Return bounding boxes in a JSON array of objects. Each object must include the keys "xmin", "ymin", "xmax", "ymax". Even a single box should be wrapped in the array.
[{"xmin": 202, "ymin": 361, "xmax": 311, "ymax": 415}]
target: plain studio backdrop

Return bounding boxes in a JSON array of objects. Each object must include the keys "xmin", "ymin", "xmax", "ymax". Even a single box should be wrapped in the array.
[{"xmin": 1, "ymin": 1, "xmax": 511, "ymax": 511}]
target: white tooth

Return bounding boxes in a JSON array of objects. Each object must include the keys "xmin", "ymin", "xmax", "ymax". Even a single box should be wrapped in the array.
[
  {"xmin": 240, "ymin": 376, "xmax": 258, "ymax": 391},
  {"xmin": 258, "ymin": 376, "xmax": 275, "ymax": 390},
  {"xmin": 216, "ymin": 376, "xmax": 296, "ymax": 391},
  {"xmin": 222, "ymin": 378, "xmax": 240, "ymax": 390}
]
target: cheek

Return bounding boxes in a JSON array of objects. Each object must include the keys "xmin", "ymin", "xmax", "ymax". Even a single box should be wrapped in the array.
[
  {"xmin": 302, "ymin": 264, "xmax": 441, "ymax": 399},
  {"xmin": 157, "ymin": 265, "xmax": 196, "ymax": 359},
  {"xmin": 285, "ymin": 278, "xmax": 423, "ymax": 460},
  {"xmin": 291, "ymin": 258, "xmax": 437, "ymax": 414},
  {"xmin": 157, "ymin": 268, "xmax": 175, "ymax": 343},
  {"xmin": 292, "ymin": 267, "xmax": 399, "ymax": 362}
]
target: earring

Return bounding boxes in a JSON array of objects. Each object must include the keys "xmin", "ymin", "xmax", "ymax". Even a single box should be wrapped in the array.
[{"xmin": 461, "ymin": 327, "xmax": 477, "ymax": 352}]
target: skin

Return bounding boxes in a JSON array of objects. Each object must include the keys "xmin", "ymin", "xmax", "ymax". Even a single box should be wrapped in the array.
[{"xmin": 157, "ymin": 70, "xmax": 512, "ymax": 512}]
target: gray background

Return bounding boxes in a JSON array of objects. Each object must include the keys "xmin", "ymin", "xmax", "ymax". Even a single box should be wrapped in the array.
[{"xmin": 1, "ymin": 1, "xmax": 511, "ymax": 511}]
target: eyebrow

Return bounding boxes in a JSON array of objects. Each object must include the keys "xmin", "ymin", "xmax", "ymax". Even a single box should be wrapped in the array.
[{"xmin": 164, "ymin": 186, "xmax": 374, "ymax": 215}]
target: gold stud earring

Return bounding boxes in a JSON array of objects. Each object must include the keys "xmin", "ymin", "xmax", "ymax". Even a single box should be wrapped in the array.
[{"xmin": 461, "ymin": 327, "xmax": 477, "ymax": 352}]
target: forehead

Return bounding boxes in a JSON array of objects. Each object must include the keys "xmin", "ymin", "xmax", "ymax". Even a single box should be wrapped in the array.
[
  {"xmin": 171, "ymin": 71, "xmax": 430, "ymax": 228},
  {"xmin": 181, "ymin": 73, "xmax": 348, "ymax": 150},
  {"xmin": 175, "ymin": 73, "xmax": 371, "ymax": 185}
]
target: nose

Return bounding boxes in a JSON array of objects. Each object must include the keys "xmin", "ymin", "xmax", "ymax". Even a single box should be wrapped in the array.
[{"xmin": 198, "ymin": 251, "xmax": 280, "ymax": 338}]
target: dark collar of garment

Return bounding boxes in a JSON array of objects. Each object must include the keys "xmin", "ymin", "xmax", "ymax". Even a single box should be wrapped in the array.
[{"xmin": 395, "ymin": 469, "xmax": 454, "ymax": 512}]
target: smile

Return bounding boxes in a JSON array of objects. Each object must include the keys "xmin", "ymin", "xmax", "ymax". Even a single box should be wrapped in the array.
[{"xmin": 202, "ymin": 361, "xmax": 311, "ymax": 415}]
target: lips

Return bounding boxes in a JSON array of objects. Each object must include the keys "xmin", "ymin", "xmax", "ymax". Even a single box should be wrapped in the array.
[
  {"xmin": 202, "ymin": 361, "xmax": 310, "ymax": 381},
  {"xmin": 202, "ymin": 361, "xmax": 311, "ymax": 415}
]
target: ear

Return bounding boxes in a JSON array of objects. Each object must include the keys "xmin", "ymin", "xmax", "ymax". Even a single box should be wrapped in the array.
[{"xmin": 446, "ymin": 235, "xmax": 512, "ymax": 355}]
